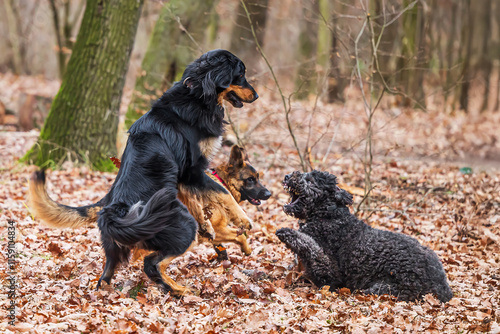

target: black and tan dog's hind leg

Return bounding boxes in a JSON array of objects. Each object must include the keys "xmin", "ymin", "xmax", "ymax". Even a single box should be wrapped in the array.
[
  {"xmin": 143, "ymin": 251, "xmax": 193, "ymax": 296},
  {"xmin": 276, "ymin": 228, "xmax": 342, "ymax": 289},
  {"xmin": 97, "ymin": 187, "xmax": 198, "ymax": 297},
  {"xmin": 96, "ymin": 238, "xmax": 130, "ymax": 290}
]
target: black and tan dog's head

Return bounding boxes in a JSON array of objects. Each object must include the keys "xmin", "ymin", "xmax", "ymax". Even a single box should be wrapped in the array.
[
  {"xmin": 282, "ymin": 170, "xmax": 353, "ymax": 219},
  {"xmin": 182, "ymin": 49, "xmax": 258, "ymax": 108},
  {"xmin": 216, "ymin": 145, "xmax": 271, "ymax": 205}
]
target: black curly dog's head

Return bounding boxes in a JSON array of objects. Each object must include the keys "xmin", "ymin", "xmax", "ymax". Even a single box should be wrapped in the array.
[
  {"xmin": 283, "ymin": 170, "xmax": 353, "ymax": 219},
  {"xmin": 182, "ymin": 49, "xmax": 258, "ymax": 108}
]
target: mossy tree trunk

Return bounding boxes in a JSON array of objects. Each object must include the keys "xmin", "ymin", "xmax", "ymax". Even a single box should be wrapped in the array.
[
  {"xmin": 124, "ymin": 0, "xmax": 215, "ymax": 129},
  {"xmin": 316, "ymin": 0, "xmax": 331, "ymax": 98},
  {"xmin": 23, "ymin": 0, "xmax": 143, "ymax": 171},
  {"xmin": 229, "ymin": 0, "xmax": 268, "ymax": 75},
  {"xmin": 396, "ymin": 0, "xmax": 426, "ymax": 108},
  {"xmin": 458, "ymin": 0, "xmax": 473, "ymax": 112},
  {"xmin": 479, "ymin": 0, "xmax": 492, "ymax": 113},
  {"xmin": 294, "ymin": 1, "xmax": 318, "ymax": 99}
]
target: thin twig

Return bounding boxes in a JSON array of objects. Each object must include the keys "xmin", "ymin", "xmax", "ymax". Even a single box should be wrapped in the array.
[
  {"xmin": 240, "ymin": 0, "xmax": 306, "ymax": 171},
  {"xmin": 355, "ymin": 185, "xmax": 376, "ymax": 214}
]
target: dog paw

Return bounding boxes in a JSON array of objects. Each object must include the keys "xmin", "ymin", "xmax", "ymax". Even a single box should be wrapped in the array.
[
  {"xmin": 234, "ymin": 215, "xmax": 253, "ymax": 230},
  {"xmin": 241, "ymin": 244, "xmax": 252, "ymax": 256},
  {"xmin": 198, "ymin": 220, "xmax": 216, "ymax": 240},
  {"xmin": 275, "ymin": 227, "xmax": 297, "ymax": 244}
]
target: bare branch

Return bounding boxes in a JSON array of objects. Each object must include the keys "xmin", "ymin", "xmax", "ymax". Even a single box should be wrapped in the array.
[{"xmin": 240, "ymin": 0, "xmax": 306, "ymax": 171}]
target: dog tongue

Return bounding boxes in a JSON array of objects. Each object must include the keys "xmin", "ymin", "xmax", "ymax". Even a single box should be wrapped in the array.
[{"xmin": 250, "ymin": 198, "xmax": 261, "ymax": 205}]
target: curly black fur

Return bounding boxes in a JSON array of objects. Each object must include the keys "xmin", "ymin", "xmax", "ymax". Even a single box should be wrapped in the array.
[{"xmin": 276, "ymin": 170, "xmax": 453, "ymax": 302}]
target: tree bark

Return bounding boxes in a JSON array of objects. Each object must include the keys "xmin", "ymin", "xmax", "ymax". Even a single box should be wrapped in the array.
[
  {"xmin": 444, "ymin": 1, "xmax": 459, "ymax": 105},
  {"xmin": 458, "ymin": 0, "xmax": 473, "ymax": 112},
  {"xmin": 230, "ymin": 0, "xmax": 268, "ymax": 75},
  {"xmin": 262, "ymin": 0, "xmax": 302, "ymax": 93},
  {"xmin": 396, "ymin": 0, "xmax": 426, "ymax": 108},
  {"xmin": 4, "ymin": 0, "xmax": 25, "ymax": 74},
  {"xmin": 48, "ymin": 0, "xmax": 66, "ymax": 78},
  {"xmin": 23, "ymin": 0, "xmax": 143, "ymax": 171},
  {"xmin": 479, "ymin": 0, "xmax": 492, "ymax": 113},
  {"xmin": 124, "ymin": 0, "xmax": 215, "ymax": 129},
  {"xmin": 316, "ymin": 0, "xmax": 331, "ymax": 100},
  {"xmin": 295, "ymin": 0, "xmax": 318, "ymax": 99}
]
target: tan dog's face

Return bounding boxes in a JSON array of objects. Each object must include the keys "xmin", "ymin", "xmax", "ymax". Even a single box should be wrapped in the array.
[{"xmin": 226, "ymin": 146, "xmax": 271, "ymax": 205}]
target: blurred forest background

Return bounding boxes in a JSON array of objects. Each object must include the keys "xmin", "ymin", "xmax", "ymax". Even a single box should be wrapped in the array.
[
  {"xmin": 1, "ymin": 0, "xmax": 499, "ymax": 107},
  {"xmin": 0, "ymin": 0, "xmax": 499, "ymax": 176}
]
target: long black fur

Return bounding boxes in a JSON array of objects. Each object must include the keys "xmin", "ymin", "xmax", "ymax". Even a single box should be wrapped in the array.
[
  {"xmin": 276, "ymin": 170, "xmax": 453, "ymax": 302},
  {"xmin": 96, "ymin": 50, "xmax": 258, "ymax": 292}
]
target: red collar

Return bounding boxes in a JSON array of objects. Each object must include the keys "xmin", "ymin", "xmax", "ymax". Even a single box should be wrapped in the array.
[{"xmin": 211, "ymin": 169, "xmax": 228, "ymax": 189}]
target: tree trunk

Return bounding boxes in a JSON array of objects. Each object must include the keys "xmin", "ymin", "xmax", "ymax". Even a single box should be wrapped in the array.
[
  {"xmin": 4, "ymin": 0, "xmax": 25, "ymax": 74},
  {"xmin": 23, "ymin": 0, "xmax": 143, "ymax": 171},
  {"xmin": 479, "ymin": 0, "xmax": 492, "ymax": 113},
  {"xmin": 230, "ymin": 0, "xmax": 268, "ymax": 75},
  {"xmin": 458, "ymin": 0, "xmax": 473, "ymax": 112},
  {"xmin": 444, "ymin": 1, "xmax": 459, "ymax": 106},
  {"xmin": 295, "ymin": 1, "xmax": 317, "ymax": 99},
  {"xmin": 124, "ymin": 0, "xmax": 215, "ymax": 129},
  {"xmin": 396, "ymin": 0, "xmax": 426, "ymax": 108},
  {"xmin": 48, "ymin": 0, "xmax": 66, "ymax": 78},
  {"xmin": 262, "ymin": 0, "xmax": 302, "ymax": 93},
  {"xmin": 494, "ymin": 1, "xmax": 500, "ymax": 112},
  {"xmin": 316, "ymin": 0, "xmax": 331, "ymax": 100}
]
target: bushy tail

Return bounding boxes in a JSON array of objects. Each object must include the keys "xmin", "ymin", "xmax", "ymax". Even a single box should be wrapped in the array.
[
  {"xmin": 28, "ymin": 170, "xmax": 101, "ymax": 228},
  {"xmin": 99, "ymin": 188, "xmax": 195, "ymax": 246}
]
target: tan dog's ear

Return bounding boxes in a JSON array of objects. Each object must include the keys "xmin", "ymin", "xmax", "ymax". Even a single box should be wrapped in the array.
[{"xmin": 229, "ymin": 145, "xmax": 245, "ymax": 168}]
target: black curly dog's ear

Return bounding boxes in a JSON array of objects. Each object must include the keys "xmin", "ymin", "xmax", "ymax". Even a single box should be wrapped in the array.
[
  {"xmin": 312, "ymin": 170, "xmax": 354, "ymax": 207},
  {"xmin": 335, "ymin": 186, "xmax": 354, "ymax": 206},
  {"xmin": 201, "ymin": 55, "xmax": 233, "ymax": 101}
]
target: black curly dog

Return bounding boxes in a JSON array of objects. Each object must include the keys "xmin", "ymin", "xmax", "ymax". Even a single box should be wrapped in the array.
[
  {"xmin": 82, "ymin": 50, "xmax": 256, "ymax": 295},
  {"xmin": 276, "ymin": 170, "xmax": 452, "ymax": 302}
]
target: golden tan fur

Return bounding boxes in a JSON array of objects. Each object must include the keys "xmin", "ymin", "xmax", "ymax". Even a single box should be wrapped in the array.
[
  {"xmin": 217, "ymin": 85, "xmax": 256, "ymax": 106},
  {"xmin": 199, "ymin": 136, "xmax": 222, "ymax": 163},
  {"xmin": 197, "ymin": 172, "xmax": 252, "ymax": 254},
  {"xmin": 28, "ymin": 173, "xmax": 99, "ymax": 229}
]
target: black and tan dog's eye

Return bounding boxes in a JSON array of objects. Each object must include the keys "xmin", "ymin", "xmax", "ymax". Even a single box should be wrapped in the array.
[{"xmin": 246, "ymin": 177, "xmax": 256, "ymax": 184}]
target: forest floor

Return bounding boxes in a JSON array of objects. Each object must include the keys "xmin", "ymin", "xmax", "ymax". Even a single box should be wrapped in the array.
[{"xmin": 1, "ymin": 75, "xmax": 500, "ymax": 333}]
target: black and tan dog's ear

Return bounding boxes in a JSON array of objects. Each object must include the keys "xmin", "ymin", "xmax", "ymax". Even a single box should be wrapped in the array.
[
  {"xmin": 183, "ymin": 77, "xmax": 197, "ymax": 90},
  {"xmin": 201, "ymin": 57, "xmax": 233, "ymax": 99},
  {"xmin": 229, "ymin": 145, "xmax": 246, "ymax": 168}
]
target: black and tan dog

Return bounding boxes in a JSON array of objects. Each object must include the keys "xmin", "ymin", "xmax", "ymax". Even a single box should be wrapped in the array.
[
  {"xmin": 31, "ymin": 145, "xmax": 270, "ymax": 285},
  {"xmin": 29, "ymin": 50, "xmax": 258, "ymax": 296}
]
